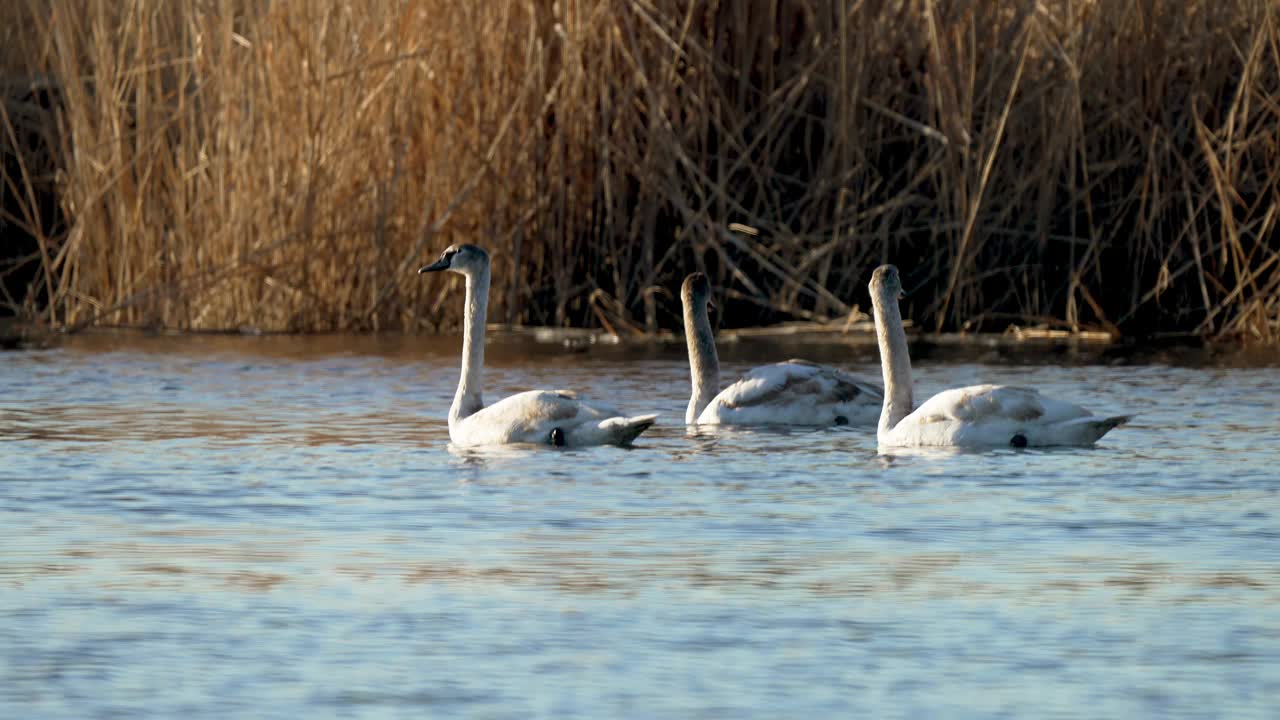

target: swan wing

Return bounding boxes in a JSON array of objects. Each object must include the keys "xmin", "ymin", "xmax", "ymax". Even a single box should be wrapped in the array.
[
  {"xmin": 452, "ymin": 390, "xmax": 653, "ymax": 447},
  {"xmin": 886, "ymin": 384, "xmax": 1122, "ymax": 447},
  {"xmin": 909, "ymin": 384, "xmax": 1086, "ymax": 424},
  {"xmin": 698, "ymin": 360, "xmax": 882, "ymax": 426}
]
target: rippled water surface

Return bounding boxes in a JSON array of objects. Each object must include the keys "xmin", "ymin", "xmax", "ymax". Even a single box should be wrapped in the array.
[{"xmin": 3, "ymin": 333, "xmax": 1279, "ymax": 718}]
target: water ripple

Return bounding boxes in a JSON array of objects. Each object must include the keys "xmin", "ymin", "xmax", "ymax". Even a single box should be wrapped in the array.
[{"xmin": 2, "ymin": 336, "xmax": 1279, "ymax": 719}]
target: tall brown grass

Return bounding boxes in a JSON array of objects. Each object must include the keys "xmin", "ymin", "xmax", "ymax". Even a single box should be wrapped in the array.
[{"xmin": 1, "ymin": 0, "xmax": 1278, "ymax": 341}]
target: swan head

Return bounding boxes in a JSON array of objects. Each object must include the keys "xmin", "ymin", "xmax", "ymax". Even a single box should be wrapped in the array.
[
  {"xmin": 870, "ymin": 264, "xmax": 905, "ymax": 302},
  {"xmin": 681, "ymin": 272, "xmax": 716, "ymax": 312},
  {"xmin": 418, "ymin": 244, "xmax": 489, "ymax": 276}
]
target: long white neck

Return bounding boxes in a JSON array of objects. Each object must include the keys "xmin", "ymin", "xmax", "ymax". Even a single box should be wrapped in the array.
[
  {"xmin": 683, "ymin": 296, "xmax": 720, "ymax": 424},
  {"xmin": 872, "ymin": 289, "xmax": 914, "ymax": 436},
  {"xmin": 451, "ymin": 264, "xmax": 490, "ymax": 428}
]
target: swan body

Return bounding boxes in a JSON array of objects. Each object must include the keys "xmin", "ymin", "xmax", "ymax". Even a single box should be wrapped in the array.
[
  {"xmin": 420, "ymin": 244, "xmax": 656, "ymax": 447},
  {"xmin": 696, "ymin": 360, "xmax": 882, "ymax": 426},
  {"xmin": 681, "ymin": 272, "xmax": 882, "ymax": 427},
  {"xmin": 877, "ymin": 383, "xmax": 1127, "ymax": 448},
  {"xmin": 447, "ymin": 389, "xmax": 654, "ymax": 447},
  {"xmin": 869, "ymin": 265, "xmax": 1128, "ymax": 449}
]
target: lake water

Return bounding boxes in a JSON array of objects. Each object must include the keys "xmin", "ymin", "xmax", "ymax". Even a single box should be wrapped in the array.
[{"xmin": 2, "ymin": 332, "xmax": 1278, "ymax": 719}]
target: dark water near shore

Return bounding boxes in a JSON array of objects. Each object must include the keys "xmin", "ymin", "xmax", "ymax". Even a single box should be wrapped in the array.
[{"xmin": 2, "ymin": 333, "xmax": 1279, "ymax": 718}]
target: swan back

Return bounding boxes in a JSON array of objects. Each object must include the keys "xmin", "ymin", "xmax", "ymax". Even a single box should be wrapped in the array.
[
  {"xmin": 881, "ymin": 384, "xmax": 1128, "ymax": 448},
  {"xmin": 451, "ymin": 389, "xmax": 656, "ymax": 447},
  {"xmin": 697, "ymin": 360, "xmax": 882, "ymax": 427}
]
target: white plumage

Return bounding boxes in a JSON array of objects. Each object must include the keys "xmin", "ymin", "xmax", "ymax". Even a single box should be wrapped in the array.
[
  {"xmin": 696, "ymin": 359, "xmax": 881, "ymax": 427},
  {"xmin": 446, "ymin": 389, "xmax": 654, "ymax": 447},
  {"xmin": 869, "ymin": 265, "xmax": 1129, "ymax": 449},
  {"xmin": 420, "ymin": 244, "xmax": 657, "ymax": 448},
  {"xmin": 877, "ymin": 383, "xmax": 1126, "ymax": 448},
  {"xmin": 681, "ymin": 273, "xmax": 882, "ymax": 427}
]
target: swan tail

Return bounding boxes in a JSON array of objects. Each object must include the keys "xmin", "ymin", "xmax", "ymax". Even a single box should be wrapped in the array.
[
  {"xmin": 1020, "ymin": 414, "xmax": 1129, "ymax": 447},
  {"xmin": 1069, "ymin": 414, "xmax": 1130, "ymax": 444},
  {"xmin": 1092, "ymin": 414, "xmax": 1130, "ymax": 437},
  {"xmin": 598, "ymin": 413, "xmax": 658, "ymax": 446}
]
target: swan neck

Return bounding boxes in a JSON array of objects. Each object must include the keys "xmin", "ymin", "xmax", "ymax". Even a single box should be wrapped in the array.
[
  {"xmin": 452, "ymin": 265, "xmax": 489, "ymax": 426},
  {"xmin": 872, "ymin": 290, "xmax": 914, "ymax": 436},
  {"xmin": 683, "ymin": 296, "xmax": 720, "ymax": 423}
]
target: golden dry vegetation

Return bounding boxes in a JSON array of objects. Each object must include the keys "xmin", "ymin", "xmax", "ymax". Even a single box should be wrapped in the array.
[{"xmin": 1, "ymin": 0, "xmax": 1278, "ymax": 340}]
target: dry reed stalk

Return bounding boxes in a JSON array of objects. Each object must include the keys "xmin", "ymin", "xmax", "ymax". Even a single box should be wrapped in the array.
[{"xmin": 0, "ymin": 0, "xmax": 1275, "ymax": 342}]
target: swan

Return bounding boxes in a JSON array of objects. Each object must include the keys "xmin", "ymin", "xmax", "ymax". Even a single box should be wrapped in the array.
[
  {"xmin": 681, "ymin": 272, "xmax": 883, "ymax": 426},
  {"xmin": 419, "ymin": 244, "xmax": 657, "ymax": 447},
  {"xmin": 868, "ymin": 264, "xmax": 1129, "ymax": 448}
]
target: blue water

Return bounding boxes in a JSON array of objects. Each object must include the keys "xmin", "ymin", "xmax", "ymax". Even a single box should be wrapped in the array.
[{"xmin": 2, "ymin": 333, "xmax": 1279, "ymax": 718}]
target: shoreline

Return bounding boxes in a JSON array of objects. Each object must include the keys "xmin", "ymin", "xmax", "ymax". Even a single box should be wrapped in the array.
[{"xmin": 0, "ymin": 316, "xmax": 1227, "ymax": 356}]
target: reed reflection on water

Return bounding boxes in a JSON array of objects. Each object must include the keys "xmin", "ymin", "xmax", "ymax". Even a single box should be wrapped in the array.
[{"xmin": 1, "ymin": 333, "xmax": 1278, "ymax": 719}]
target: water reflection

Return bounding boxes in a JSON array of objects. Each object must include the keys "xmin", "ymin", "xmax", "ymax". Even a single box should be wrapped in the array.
[{"xmin": 1, "ymin": 334, "xmax": 1278, "ymax": 719}]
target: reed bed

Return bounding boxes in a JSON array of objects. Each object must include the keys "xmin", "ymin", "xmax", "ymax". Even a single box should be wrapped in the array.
[{"xmin": 1, "ymin": 0, "xmax": 1277, "ymax": 341}]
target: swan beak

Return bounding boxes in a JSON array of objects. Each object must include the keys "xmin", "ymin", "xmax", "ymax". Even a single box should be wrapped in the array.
[
  {"xmin": 418, "ymin": 258, "xmax": 450, "ymax": 273},
  {"xmin": 707, "ymin": 299, "xmax": 717, "ymax": 313}
]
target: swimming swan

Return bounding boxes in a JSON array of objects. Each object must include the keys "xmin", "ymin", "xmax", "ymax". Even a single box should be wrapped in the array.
[
  {"xmin": 869, "ymin": 264, "xmax": 1129, "ymax": 448},
  {"xmin": 419, "ymin": 244, "xmax": 657, "ymax": 447},
  {"xmin": 681, "ymin": 272, "xmax": 883, "ymax": 426}
]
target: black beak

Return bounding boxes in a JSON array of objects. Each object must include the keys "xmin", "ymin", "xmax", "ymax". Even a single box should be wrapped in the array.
[{"xmin": 418, "ymin": 258, "xmax": 450, "ymax": 274}]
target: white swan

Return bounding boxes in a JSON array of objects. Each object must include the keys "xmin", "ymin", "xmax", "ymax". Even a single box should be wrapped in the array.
[
  {"xmin": 419, "ymin": 244, "xmax": 657, "ymax": 447},
  {"xmin": 869, "ymin": 264, "xmax": 1129, "ymax": 448},
  {"xmin": 681, "ymin": 272, "xmax": 883, "ymax": 426}
]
